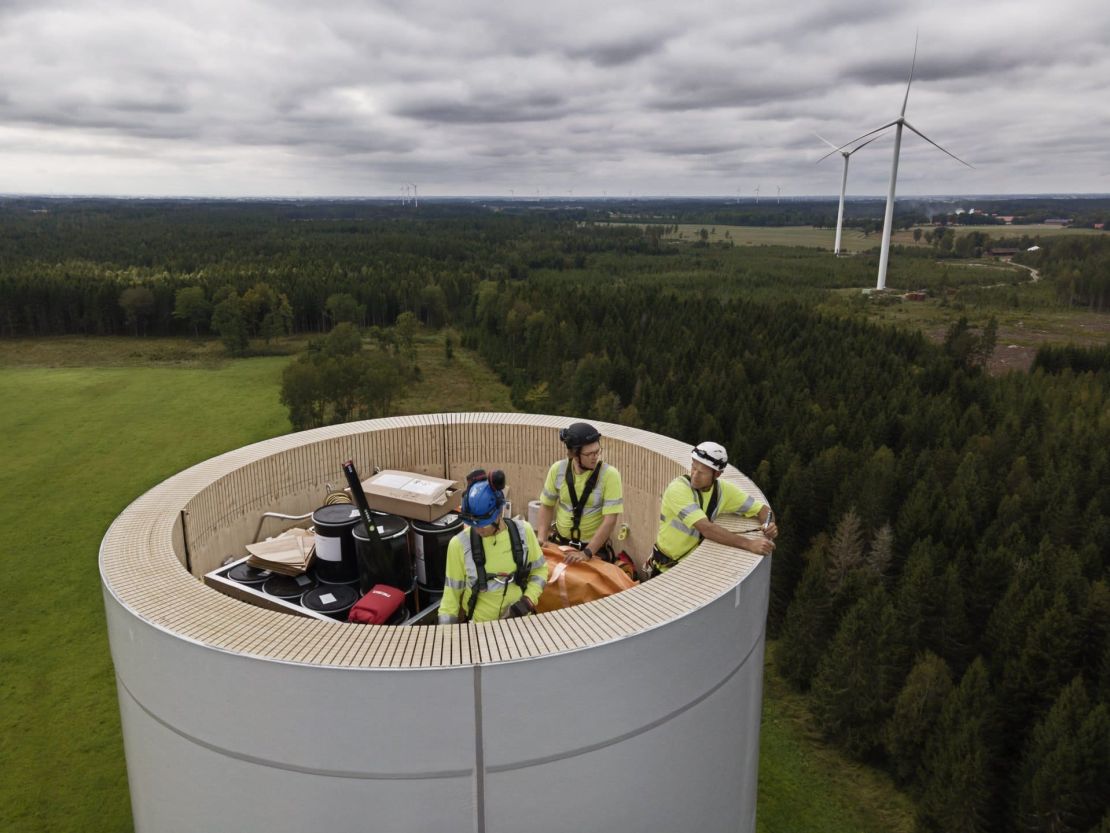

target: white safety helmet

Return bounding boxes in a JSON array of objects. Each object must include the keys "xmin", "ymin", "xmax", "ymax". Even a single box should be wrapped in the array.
[{"xmin": 692, "ymin": 441, "xmax": 728, "ymax": 473}]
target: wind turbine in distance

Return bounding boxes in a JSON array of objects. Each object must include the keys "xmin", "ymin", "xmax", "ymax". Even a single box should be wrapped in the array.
[
  {"xmin": 815, "ymin": 131, "xmax": 883, "ymax": 255},
  {"xmin": 822, "ymin": 35, "xmax": 972, "ymax": 289}
]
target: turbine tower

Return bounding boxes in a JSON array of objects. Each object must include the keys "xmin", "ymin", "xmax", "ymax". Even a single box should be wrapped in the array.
[
  {"xmin": 815, "ymin": 132, "xmax": 882, "ymax": 255},
  {"xmin": 410, "ymin": 183, "xmax": 419, "ymax": 208},
  {"xmin": 822, "ymin": 35, "xmax": 971, "ymax": 289}
]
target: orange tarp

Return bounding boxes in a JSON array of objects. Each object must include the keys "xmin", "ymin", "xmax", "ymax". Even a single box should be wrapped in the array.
[{"xmin": 536, "ymin": 544, "xmax": 636, "ymax": 613}]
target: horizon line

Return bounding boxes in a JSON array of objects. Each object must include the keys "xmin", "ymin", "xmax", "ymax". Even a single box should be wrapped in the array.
[{"xmin": 3, "ymin": 192, "xmax": 1109, "ymax": 202}]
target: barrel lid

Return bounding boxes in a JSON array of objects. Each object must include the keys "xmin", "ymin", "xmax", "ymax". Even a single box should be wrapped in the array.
[
  {"xmin": 353, "ymin": 514, "xmax": 408, "ymax": 541},
  {"xmin": 411, "ymin": 513, "xmax": 462, "ymax": 532},
  {"xmin": 228, "ymin": 562, "xmax": 272, "ymax": 585},
  {"xmin": 263, "ymin": 572, "xmax": 317, "ymax": 599},
  {"xmin": 312, "ymin": 503, "xmax": 361, "ymax": 527},
  {"xmin": 302, "ymin": 584, "xmax": 359, "ymax": 614}
]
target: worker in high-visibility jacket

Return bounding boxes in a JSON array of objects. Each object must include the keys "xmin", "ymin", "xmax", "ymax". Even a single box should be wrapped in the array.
[
  {"xmin": 535, "ymin": 422, "xmax": 623, "ymax": 564},
  {"xmin": 438, "ymin": 469, "xmax": 548, "ymax": 624},
  {"xmin": 647, "ymin": 441, "xmax": 777, "ymax": 577}
]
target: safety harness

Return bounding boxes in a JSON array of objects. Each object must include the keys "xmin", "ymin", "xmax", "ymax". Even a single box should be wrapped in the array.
[
  {"xmin": 465, "ymin": 518, "xmax": 529, "ymax": 622},
  {"xmin": 561, "ymin": 459, "xmax": 603, "ymax": 542},
  {"xmin": 650, "ymin": 475, "xmax": 721, "ymax": 573},
  {"xmin": 689, "ymin": 474, "xmax": 723, "ymax": 528}
]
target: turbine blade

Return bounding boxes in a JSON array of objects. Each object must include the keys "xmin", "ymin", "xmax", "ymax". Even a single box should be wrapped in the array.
[
  {"xmin": 814, "ymin": 131, "xmax": 839, "ymax": 150},
  {"xmin": 902, "ymin": 120, "xmax": 974, "ymax": 168},
  {"xmin": 901, "ymin": 32, "xmax": 918, "ymax": 117},
  {"xmin": 846, "ymin": 133, "xmax": 885, "ymax": 156},
  {"xmin": 816, "ymin": 121, "xmax": 898, "ymax": 163}
]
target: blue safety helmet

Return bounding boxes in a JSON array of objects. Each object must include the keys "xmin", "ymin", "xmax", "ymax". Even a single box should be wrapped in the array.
[{"xmin": 460, "ymin": 475, "xmax": 505, "ymax": 528}]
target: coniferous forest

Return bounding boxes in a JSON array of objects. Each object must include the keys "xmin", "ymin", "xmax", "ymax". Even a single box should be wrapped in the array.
[{"xmin": 3, "ymin": 198, "xmax": 1108, "ymax": 832}]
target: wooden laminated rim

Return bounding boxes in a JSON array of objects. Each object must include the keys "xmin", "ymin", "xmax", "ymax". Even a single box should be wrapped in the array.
[{"xmin": 99, "ymin": 413, "xmax": 768, "ymax": 668}]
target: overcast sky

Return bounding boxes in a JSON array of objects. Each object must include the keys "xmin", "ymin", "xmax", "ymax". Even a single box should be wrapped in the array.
[{"xmin": 2, "ymin": 0, "xmax": 1107, "ymax": 198}]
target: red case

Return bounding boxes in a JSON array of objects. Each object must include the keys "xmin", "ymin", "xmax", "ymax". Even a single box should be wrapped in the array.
[{"xmin": 348, "ymin": 585, "xmax": 405, "ymax": 624}]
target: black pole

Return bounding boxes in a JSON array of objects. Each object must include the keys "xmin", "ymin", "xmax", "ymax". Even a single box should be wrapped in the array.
[
  {"xmin": 342, "ymin": 460, "xmax": 395, "ymax": 593},
  {"xmin": 342, "ymin": 460, "xmax": 378, "ymax": 539}
]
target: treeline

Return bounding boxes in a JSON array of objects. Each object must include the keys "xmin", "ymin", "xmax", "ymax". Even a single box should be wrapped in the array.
[
  {"xmin": 590, "ymin": 195, "xmax": 1110, "ymax": 230},
  {"xmin": 2, "ymin": 199, "xmax": 1038, "ymax": 339},
  {"xmin": 1019, "ymin": 236, "xmax": 1110, "ymax": 312},
  {"xmin": 0, "ymin": 200, "xmax": 623, "ymax": 337},
  {"xmin": 464, "ymin": 277, "xmax": 1110, "ymax": 833},
  {"xmin": 1033, "ymin": 342, "xmax": 1110, "ymax": 374}
]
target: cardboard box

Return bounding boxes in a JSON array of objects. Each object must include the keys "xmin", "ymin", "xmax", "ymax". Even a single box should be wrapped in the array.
[{"xmin": 357, "ymin": 469, "xmax": 461, "ymax": 522}]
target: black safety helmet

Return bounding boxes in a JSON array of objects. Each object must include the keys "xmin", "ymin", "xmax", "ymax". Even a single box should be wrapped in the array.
[{"xmin": 559, "ymin": 422, "xmax": 601, "ymax": 451}]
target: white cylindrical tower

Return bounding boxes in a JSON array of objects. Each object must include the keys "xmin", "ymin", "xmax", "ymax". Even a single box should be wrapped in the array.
[{"xmin": 101, "ymin": 414, "xmax": 772, "ymax": 832}]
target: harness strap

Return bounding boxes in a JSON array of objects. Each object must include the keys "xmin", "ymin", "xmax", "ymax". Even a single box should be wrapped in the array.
[
  {"xmin": 551, "ymin": 530, "xmax": 616, "ymax": 563},
  {"xmin": 465, "ymin": 519, "xmax": 527, "ymax": 621},
  {"xmin": 467, "ymin": 526, "xmax": 486, "ymax": 621},
  {"xmin": 648, "ymin": 545, "xmax": 676, "ymax": 578},
  {"xmin": 505, "ymin": 517, "xmax": 528, "ymax": 591},
  {"xmin": 683, "ymin": 475, "xmax": 721, "ymax": 539},
  {"xmin": 565, "ymin": 461, "xmax": 603, "ymax": 540}
]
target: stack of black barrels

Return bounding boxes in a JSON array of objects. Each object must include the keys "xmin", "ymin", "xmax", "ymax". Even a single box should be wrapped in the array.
[{"xmin": 224, "ymin": 503, "xmax": 462, "ymax": 624}]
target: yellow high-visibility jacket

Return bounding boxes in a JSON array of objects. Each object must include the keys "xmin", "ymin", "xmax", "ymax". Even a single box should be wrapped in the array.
[
  {"xmin": 654, "ymin": 476, "xmax": 764, "ymax": 570},
  {"xmin": 438, "ymin": 519, "xmax": 548, "ymax": 623},
  {"xmin": 538, "ymin": 460, "xmax": 623, "ymax": 541}
]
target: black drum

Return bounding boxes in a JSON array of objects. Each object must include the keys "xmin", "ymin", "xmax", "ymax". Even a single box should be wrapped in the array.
[
  {"xmin": 414, "ymin": 583, "xmax": 443, "ymax": 614},
  {"xmin": 228, "ymin": 561, "xmax": 272, "ymax": 586},
  {"xmin": 311, "ymin": 504, "xmax": 362, "ymax": 583},
  {"xmin": 411, "ymin": 513, "xmax": 463, "ymax": 595},
  {"xmin": 301, "ymin": 584, "xmax": 359, "ymax": 621},
  {"xmin": 385, "ymin": 581, "xmax": 417, "ymax": 623},
  {"xmin": 262, "ymin": 572, "xmax": 317, "ymax": 601},
  {"xmin": 352, "ymin": 513, "xmax": 411, "ymax": 594}
]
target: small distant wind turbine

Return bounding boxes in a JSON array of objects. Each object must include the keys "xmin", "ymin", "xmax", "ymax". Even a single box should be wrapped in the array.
[
  {"xmin": 776, "ymin": 185, "xmax": 781, "ymax": 204},
  {"xmin": 754, "ymin": 185, "xmax": 761, "ymax": 204},
  {"xmin": 410, "ymin": 183, "xmax": 419, "ymax": 208},
  {"xmin": 815, "ymin": 131, "xmax": 882, "ymax": 255},
  {"xmin": 822, "ymin": 35, "xmax": 972, "ymax": 289}
]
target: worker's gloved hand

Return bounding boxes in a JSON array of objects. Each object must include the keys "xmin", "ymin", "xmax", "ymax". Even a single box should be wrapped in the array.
[
  {"xmin": 507, "ymin": 598, "xmax": 535, "ymax": 618},
  {"xmin": 564, "ymin": 545, "xmax": 591, "ymax": 564}
]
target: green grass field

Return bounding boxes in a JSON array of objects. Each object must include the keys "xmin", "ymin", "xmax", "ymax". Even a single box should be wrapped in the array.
[
  {"xmin": 628, "ymin": 221, "xmax": 1105, "ymax": 253},
  {"xmin": 0, "ymin": 335, "xmax": 911, "ymax": 833},
  {"xmin": 666, "ymin": 223, "xmax": 856, "ymax": 249},
  {"xmin": 758, "ymin": 645, "xmax": 915, "ymax": 833},
  {"xmin": 0, "ymin": 355, "xmax": 292, "ymax": 833}
]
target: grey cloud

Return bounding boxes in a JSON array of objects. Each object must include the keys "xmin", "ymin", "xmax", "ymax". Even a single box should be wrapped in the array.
[
  {"xmin": 106, "ymin": 97, "xmax": 190, "ymax": 115},
  {"xmin": 396, "ymin": 92, "xmax": 567, "ymax": 124},
  {"xmin": 648, "ymin": 77, "xmax": 814, "ymax": 112},
  {"xmin": 0, "ymin": 103, "xmax": 198, "ymax": 140},
  {"xmin": 842, "ymin": 51, "xmax": 1032, "ymax": 88},
  {"xmin": 1, "ymin": 0, "xmax": 1108, "ymax": 196},
  {"xmin": 568, "ymin": 35, "xmax": 667, "ymax": 68},
  {"xmin": 641, "ymin": 138, "xmax": 738, "ymax": 156}
]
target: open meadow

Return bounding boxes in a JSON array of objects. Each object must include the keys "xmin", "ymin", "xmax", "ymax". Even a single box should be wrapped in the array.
[
  {"xmin": 0, "ymin": 335, "xmax": 912, "ymax": 833},
  {"xmin": 636, "ymin": 221, "xmax": 1106, "ymax": 252}
]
